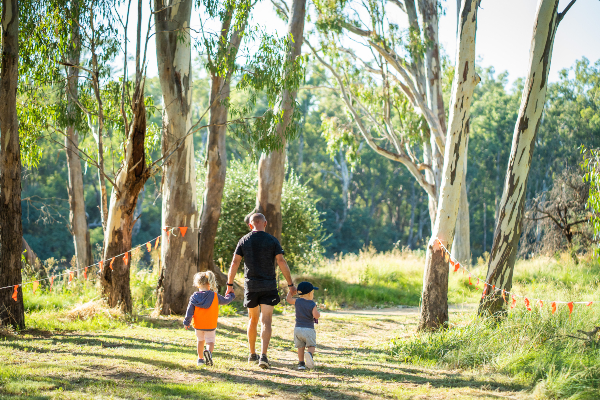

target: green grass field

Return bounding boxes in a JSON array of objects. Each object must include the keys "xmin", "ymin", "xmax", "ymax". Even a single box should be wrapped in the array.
[{"xmin": 1, "ymin": 249, "xmax": 599, "ymax": 399}]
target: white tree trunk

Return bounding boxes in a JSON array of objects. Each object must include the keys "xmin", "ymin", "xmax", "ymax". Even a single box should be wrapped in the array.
[
  {"xmin": 154, "ymin": 0, "xmax": 198, "ymax": 315},
  {"xmin": 418, "ymin": 0, "xmax": 480, "ymax": 331},
  {"xmin": 255, "ymin": 0, "xmax": 306, "ymax": 240},
  {"xmin": 479, "ymin": 0, "xmax": 561, "ymax": 315},
  {"xmin": 452, "ymin": 137, "xmax": 471, "ymax": 264}
]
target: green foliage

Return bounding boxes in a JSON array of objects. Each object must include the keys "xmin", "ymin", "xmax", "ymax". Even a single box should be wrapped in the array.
[
  {"xmin": 198, "ymin": 158, "xmax": 325, "ymax": 269},
  {"xmin": 582, "ymin": 146, "xmax": 600, "ymax": 256}
]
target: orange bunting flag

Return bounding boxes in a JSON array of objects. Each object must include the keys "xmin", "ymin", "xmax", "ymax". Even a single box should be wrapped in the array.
[
  {"xmin": 109, "ymin": 258, "xmax": 115, "ymax": 270},
  {"xmin": 50, "ymin": 276, "xmax": 55, "ymax": 290},
  {"xmin": 492, "ymin": 285, "xmax": 496, "ymax": 293},
  {"xmin": 84, "ymin": 267, "xmax": 88, "ymax": 280},
  {"xmin": 481, "ymin": 284, "xmax": 487, "ymax": 299},
  {"xmin": 502, "ymin": 289, "xmax": 506, "ymax": 302},
  {"xmin": 511, "ymin": 295, "xmax": 517, "ymax": 309},
  {"xmin": 155, "ymin": 236, "xmax": 160, "ymax": 249},
  {"xmin": 180, "ymin": 227, "xmax": 188, "ymax": 237},
  {"xmin": 453, "ymin": 262, "xmax": 460, "ymax": 273},
  {"xmin": 12, "ymin": 285, "xmax": 18, "ymax": 302},
  {"xmin": 469, "ymin": 275, "xmax": 472, "ymax": 285},
  {"xmin": 524, "ymin": 297, "xmax": 531, "ymax": 311},
  {"xmin": 568, "ymin": 302, "xmax": 574, "ymax": 315},
  {"xmin": 33, "ymin": 280, "xmax": 39, "ymax": 295},
  {"xmin": 123, "ymin": 252, "xmax": 129, "ymax": 266},
  {"xmin": 551, "ymin": 301, "xmax": 557, "ymax": 314},
  {"xmin": 69, "ymin": 271, "xmax": 74, "ymax": 283},
  {"xmin": 146, "ymin": 242, "xmax": 152, "ymax": 252},
  {"xmin": 444, "ymin": 252, "xmax": 450, "ymax": 263},
  {"xmin": 537, "ymin": 299, "xmax": 543, "ymax": 308},
  {"xmin": 587, "ymin": 301, "xmax": 593, "ymax": 307}
]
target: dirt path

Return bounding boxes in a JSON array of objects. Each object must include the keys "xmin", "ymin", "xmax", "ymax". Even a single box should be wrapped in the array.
[{"xmin": 0, "ymin": 310, "xmax": 529, "ymax": 399}]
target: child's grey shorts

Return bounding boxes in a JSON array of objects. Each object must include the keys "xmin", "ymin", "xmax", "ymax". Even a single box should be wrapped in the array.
[{"xmin": 294, "ymin": 327, "xmax": 317, "ymax": 348}]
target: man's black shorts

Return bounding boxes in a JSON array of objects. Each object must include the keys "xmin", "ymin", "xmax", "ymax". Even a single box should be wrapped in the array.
[{"xmin": 244, "ymin": 289, "xmax": 280, "ymax": 309}]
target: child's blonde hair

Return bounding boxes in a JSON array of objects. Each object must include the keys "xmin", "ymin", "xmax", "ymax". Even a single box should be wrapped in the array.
[{"xmin": 193, "ymin": 271, "xmax": 218, "ymax": 292}]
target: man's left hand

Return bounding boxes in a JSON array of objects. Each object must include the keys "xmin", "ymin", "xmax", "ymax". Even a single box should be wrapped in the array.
[{"xmin": 288, "ymin": 285, "xmax": 297, "ymax": 296}]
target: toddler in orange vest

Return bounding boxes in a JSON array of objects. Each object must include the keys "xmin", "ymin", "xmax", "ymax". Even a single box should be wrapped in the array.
[{"xmin": 184, "ymin": 271, "xmax": 235, "ymax": 366}]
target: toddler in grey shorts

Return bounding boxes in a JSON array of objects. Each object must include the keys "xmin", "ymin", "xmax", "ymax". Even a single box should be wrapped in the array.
[{"xmin": 286, "ymin": 281, "xmax": 321, "ymax": 370}]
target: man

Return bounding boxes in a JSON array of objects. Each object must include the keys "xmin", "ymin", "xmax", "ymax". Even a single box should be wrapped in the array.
[{"xmin": 225, "ymin": 213, "xmax": 296, "ymax": 369}]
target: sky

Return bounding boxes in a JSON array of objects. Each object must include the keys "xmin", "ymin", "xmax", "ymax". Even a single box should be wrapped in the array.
[{"xmin": 132, "ymin": 0, "xmax": 600, "ymax": 84}]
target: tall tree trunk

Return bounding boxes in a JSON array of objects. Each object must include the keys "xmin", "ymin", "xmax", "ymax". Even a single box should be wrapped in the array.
[
  {"xmin": 254, "ymin": 0, "xmax": 306, "ymax": 240},
  {"xmin": 101, "ymin": 1, "xmax": 151, "ymax": 313},
  {"xmin": 407, "ymin": 183, "xmax": 416, "ymax": 249},
  {"xmin": 483, "ymin": 199, "xmax": 487, "ymax": 252},
  {"xmin": 154, "ymin": 0, "xmax": 198, "ymax": 315},
  {"xmin": 418, "ymin": 0, "xmax": 479, "ymax": 331},
  {"xmin": 65, "ymin": 3, "xmax": 91, "ymax": 270},
  {"xmin": 452, "ymin": 172, "xmax": 471, "ymax": 264},
  {"xmin": 479, "ymin": 0, "xmax": 564, "ymax": 316},
  {"xmin": 197, "ymin": 11, "xmax": 247, "ymax": 285},
  {"xmin": 0, "ymin": 0, "xmax": 23, "ymax": 329}
]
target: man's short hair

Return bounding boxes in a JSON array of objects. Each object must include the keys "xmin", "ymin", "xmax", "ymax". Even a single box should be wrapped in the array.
[{"xmin": 249, "ymin": 213, "xmax": 266, "ymax": 224}]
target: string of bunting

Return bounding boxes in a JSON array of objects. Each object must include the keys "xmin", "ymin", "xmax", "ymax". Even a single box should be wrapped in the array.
[
  {"xmin": 433, "ymin": 238, "xmax": 594, "ymax": 316},
  {"xmin": 0, "ymin": 226, "xmax": 194, "ymax": 301}
]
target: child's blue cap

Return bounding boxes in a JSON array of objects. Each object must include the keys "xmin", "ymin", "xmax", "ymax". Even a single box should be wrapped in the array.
[{"xmin": 297, "ymin": 281, "xmax": 319, "ymax": 295}]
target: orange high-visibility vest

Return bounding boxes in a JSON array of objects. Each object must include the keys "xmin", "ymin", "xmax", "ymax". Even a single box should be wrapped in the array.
[{"xmin": 192, "ymin": 292, "xmax": 219, "ymax": 330}]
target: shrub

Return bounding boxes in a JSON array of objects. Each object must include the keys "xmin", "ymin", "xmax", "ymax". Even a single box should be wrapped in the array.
[{"xmin": 198, "ymin": 158, "xmax": 325, "ymax": 269}]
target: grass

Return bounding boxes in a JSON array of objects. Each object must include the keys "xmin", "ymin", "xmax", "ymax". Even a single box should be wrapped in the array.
[
  {"xmin": 5, "ymin": 248, "xmax": 600, "ymax": 398},
  {"xmin": 389, "ymin": 252, "xmax": 600, "ymax": 400}
]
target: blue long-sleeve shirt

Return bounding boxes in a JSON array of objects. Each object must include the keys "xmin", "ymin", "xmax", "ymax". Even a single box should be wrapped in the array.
[{"xmin": 183, "ymin": 290, "xmax": 235, "ymax": 329}]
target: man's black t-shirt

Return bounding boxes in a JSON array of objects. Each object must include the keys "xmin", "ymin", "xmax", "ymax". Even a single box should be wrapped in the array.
[{"xmin": 234, "ymin": 231, "xmax": 284, "ymax": 292}]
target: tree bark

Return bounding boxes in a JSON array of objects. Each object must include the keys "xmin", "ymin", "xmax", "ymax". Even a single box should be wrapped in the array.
[
  {"xmin": 479, "ymin": 0, "xmax": 562, "ymax": 316},
  {"xmin": 0, "ymin": 0, "xmax": 24, "ymax": 329},
  {"xmin": 418, "ymin": 0, "xmax": 479, "ymax": 331},
  {"xmin": 254, "ymin": 0, "xmax": 306, "ymax": 240},
  {"xmin": 65, "ymin": 2, "xmax": 92, "ymax": 270},
  {"xmin": 154, "ymin": 0, "xmax": 198, "ymax": 315},
  {"xmin": 452, "ymin": 171, "xmax": 471, "ymax": 264},
  {"xmin": 197, "ymin": 8, "xmax": 247, "ymax": 281}
]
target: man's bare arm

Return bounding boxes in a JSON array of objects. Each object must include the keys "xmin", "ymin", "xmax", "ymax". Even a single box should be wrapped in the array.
[
  {"xmin": 276, "ymin": 254, "xmax": 297, "ymax": 295},
  {"xmin": 226, "ymin": 254, "xmax": 242, "ymax": 294}
]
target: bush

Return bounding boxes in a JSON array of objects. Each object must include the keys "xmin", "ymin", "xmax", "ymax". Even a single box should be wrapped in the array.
[{"xmin": 198, "ymin": 158, "xmax": 325, "ymax": 269}]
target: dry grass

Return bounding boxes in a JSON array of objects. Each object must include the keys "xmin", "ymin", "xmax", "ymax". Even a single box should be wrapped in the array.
[{"xmin": 62, "ymin": 299, "xmax": 125, "ymax": 322}]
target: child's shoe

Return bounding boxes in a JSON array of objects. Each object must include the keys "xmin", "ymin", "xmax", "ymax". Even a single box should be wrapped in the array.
[
  {"xmin": 305, "ymin": 352, "xmax": 315, "ymax": 369},
  {"xmin": 203, "ymin": 349, "xmax": 213, "ymax": 366},
  {"xmin": 297, "ymin": 361, "xmax": 306, "ymax": 370},
  {"xmin": 197, "ymin": 358, "xmax": 205, "ymax": 366}
]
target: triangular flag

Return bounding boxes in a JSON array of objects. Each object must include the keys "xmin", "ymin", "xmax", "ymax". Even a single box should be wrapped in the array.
[
  {"xmin": 502, "ymin": 289, "xmax": 506, "ymax": 302},
  {"xmin": 587, "ymin": 301, "xmax": 593, "ymax": 307},
  {"xmin": 453, "ymin": 262, "xmax": 460, "ymax": 273},
  {"xmin": 99, "ymin": 261, "xmax": 104, "ymax": 272},
  {"xmin": 84, "ymin": 267, "xmax": 88, "ymax": 280},
  {"xmin": 568, "ymin": 302, "xmax": 574, "ymax": 315},
  {"xmin": 69, "ymin": 271, "xmax": 74, "ymax": 283},
  {"xmin": 492, "ymin": 285, "xmax": 496, "ymax": 293},
  {"xmin": 469, "ymin": 275, "xmax": 472, "ymax": 285},
  {"xmin": 33, "ymin": 280, "xmax": 39, "ymax": 295},
  {"xmin": 444, "ymin": 252, "xmax": 450, "ymax": 262},
  {"xmin": 50, "ymin": 276, "xmax": 54, "ymax": 290},
  {"xmin": 524, "ymin": 297, "xmax": 531, "ymax": 311},
  {"xmin": 155, "ymin": 236, "xmax": 160, "ymax": 249},
  {"xmin": 481, "ymin": 284, "xmax": 487, "ymax": 299},
  {"xmin": 123, "ymin": 252, "xmax": 129, "ymax": 266},
  {"xmin": 109, "ymin": 258, "xmax": 115, "ymax": 270},
  {"xmin": 551, "ymin": 301, "xmax": 557, "ymax": 314},
  {"xmin": 476, "ymin": 278, "xmax": 480, "ymax": 286},
  {"xmin": 538, "ymin": 299, "xmax": 543, "ymax": 308},
  {"xmin": 180, "ymin": 227, "xmax": 188, "ymax": 237},
  {"xmin": 146, "ymin": 242, "xmax": 152, "ymax": 252},
  {"xmin": 511, "ymin": 295, "xmax": 517, "ymax": 309},
  {"xmin": 11, "ymin": 285, "xmax": 18, "ymax": 302}
]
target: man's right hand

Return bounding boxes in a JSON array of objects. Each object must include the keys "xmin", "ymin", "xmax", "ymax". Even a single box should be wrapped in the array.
[
  {"xmin": 288, "ymin": 284, "xmax": 297, "ymax": 296},
  {"xmin": 225, "ymin": 284, "xmax": 234, "ymax": 295}
]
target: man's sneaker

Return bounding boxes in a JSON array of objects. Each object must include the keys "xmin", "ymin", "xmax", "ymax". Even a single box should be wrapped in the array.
[
  {"xmin": 297, "ymin": 361, "xmax": 306, "ymax": 370},
  {"xmin": 258, "ymin": 354, "xmax": 271, "ymax": 369},
  {"xmin": 197, "ymin": 358, "xmax": 205, "ymax": 366},
  {"xmin": 305, "ymin": 352, "xmax": 315, "ymax": 369},
  {"xmin": 203, "ymin": 349, "xmax": 213, "ymax": 366},
  {"xmin": 248, "ymin": 353, "xmax": 259, "ymax": 364}
]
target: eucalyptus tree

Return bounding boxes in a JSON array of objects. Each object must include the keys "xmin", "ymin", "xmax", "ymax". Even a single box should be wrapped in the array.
[
  {"xmin": 479, "ymin": 0, "xmax": 579, "ymax": 316},
  {"xmin": 0, "ymin": 0, "xmax": 23, "ymax": 329},
  {"xmin": 252, "ymin": 0, "xmax": 307, "ymax": 241},
  {"xmin": 311, "ymin": 0, "xmax": 471, "ymax": 261}
]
